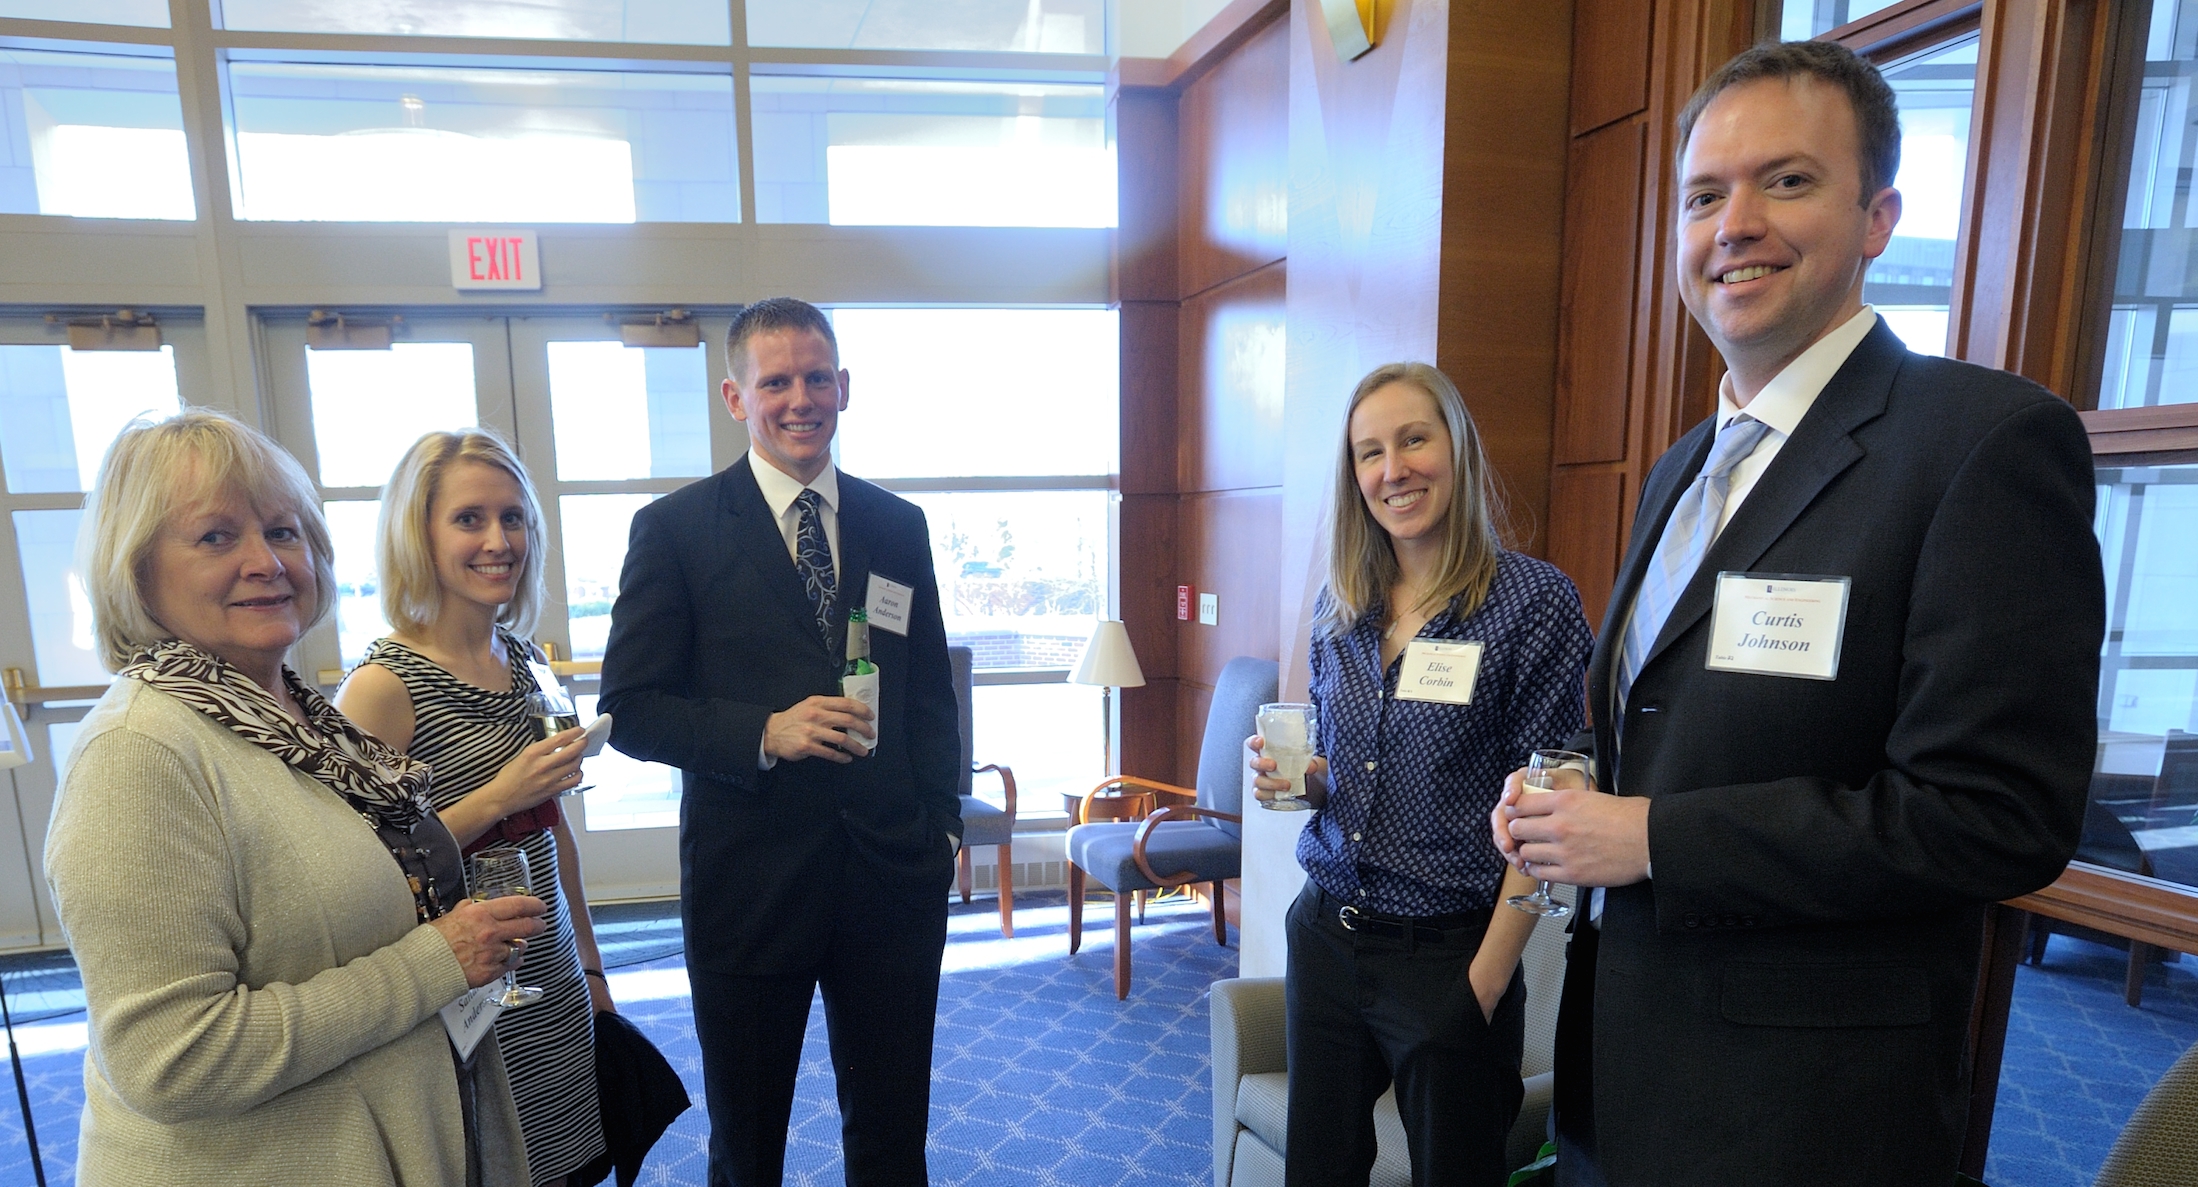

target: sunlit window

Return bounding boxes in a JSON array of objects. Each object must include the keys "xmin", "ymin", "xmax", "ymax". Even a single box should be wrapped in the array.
[
  {"xmin": 0, "ymin": 48, "xmax": 193, "ymax": 220},
  {"xmin": 751, "ymin": 77, "xmax": 1112, "ymax": 227},
  {"xmin": 12, "ymin": 508, "xmax": 105, "ymax": 687},
  {"xmin": 305, "ymin": 343, "xmax": 480, "ymax": 488},
  {"xmin": 0, "ymin": 345, "xmax": 182, "ymax": 494},
  {"xmin": 0, "ymin": 0, "xmax": 167, "ymax": 25},
  {"xmin": 217, "ymin": 0, "xmax": 730, "ymax": 45},
  {"xmin": 2098, "ymin": 0, "xmax": 2198, "ymax": 409},
  {"xmin": 546, "ymin": 341, "xmax": 711, "ymax": 481},
  {"xmin": 1779, "ymin": 0, "xmax": 1906, "ymax": 39},
  {"xmin": 1865, "ymin": 38, "xmax": 1977, "ymax": 358},
  {"xmin": 228, "ymin": 62, "xmax": 738, "ymax": 223},
  {"xmin": 748, "ymin": 0, "xmax": 1103, "ymax": 54}
]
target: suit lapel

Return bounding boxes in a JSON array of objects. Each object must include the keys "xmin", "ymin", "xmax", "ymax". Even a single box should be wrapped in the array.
[
  {"xmin": 721, "ymin": 456, "xmax": 831, "ymax": 660},
  {"xmin": 1637, "ymin": 320, "xmax": 1904, "ymax": 673},
  {"xmin": 1590, "ymin": 422, "xmax": 1714, "ymax": 724},
  {"xmin": 831, "ymin": 478, "xmax": 877, "ymax": 656}
]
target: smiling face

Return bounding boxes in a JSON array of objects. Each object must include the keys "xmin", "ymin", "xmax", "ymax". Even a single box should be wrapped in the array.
[
  {"xmin": 722, "ymin": 326, "xmax": 849, "ymax": 484},
  {"xmin": 1350, "ymin": 381, "xmax": 1455, "ymax": 549},
  {"xmin": 429, "ymin": 460, "xmax": 529, "ymax": 613},
  {"xmin": 142, "ymin": 485, "xmax": 318, "ymax": 689},
  {"xmin": 1676, "ymin": 75, "xmax": 1901, "ymax": 396}
]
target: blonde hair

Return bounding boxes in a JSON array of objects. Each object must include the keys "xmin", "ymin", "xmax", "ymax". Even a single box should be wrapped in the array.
[
  {"xmin": 1315, "ymin": 362, "xmax": 1505, "ymax": 638},
  {"xmin": 79, "ymin": 407, "xmax": 336, "ymax": 672},
  {"xmin": 376, "ymin": 428, "xmax": 546, "ymax": 639}
]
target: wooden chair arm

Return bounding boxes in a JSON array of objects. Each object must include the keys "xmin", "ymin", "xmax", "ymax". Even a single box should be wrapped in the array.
[
  {"xmin": 975, "ymin": 762, "xmax": 1017, "ymax": 818},
  {"xmin": 1077, "ymin": 774, "xmax": 1195, "ymax": 825},
  {"xmin": 1131, "ymin": 804, "xmax": 1242, "ymax": 888}
]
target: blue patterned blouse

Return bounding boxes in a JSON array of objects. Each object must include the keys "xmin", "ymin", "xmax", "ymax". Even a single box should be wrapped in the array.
[{"xmin": 1298, "ymin": 551, "xmax": 1594, "ymax": 917}]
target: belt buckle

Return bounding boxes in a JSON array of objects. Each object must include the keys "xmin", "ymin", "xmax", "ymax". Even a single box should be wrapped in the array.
[{"xmin": 1338, "ymin": 904, "xmax": 1365, "ymax": 932}]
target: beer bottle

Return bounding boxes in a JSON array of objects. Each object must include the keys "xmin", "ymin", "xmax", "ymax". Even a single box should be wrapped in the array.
[{"xmin": 841, "ymin": 607, "xmax": 880, "ymax": 754}]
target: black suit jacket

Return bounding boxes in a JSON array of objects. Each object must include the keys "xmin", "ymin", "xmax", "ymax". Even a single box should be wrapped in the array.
[
  {"xmin": 597, "ymin": 457, "xmax": 961, "ymax": 975},
  {"xmin": 1560, "ymin": 322, "xmax": 2103, "ymax": 1186}
]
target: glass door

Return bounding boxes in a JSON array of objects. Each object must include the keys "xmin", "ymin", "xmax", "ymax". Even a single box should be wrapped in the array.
[{"xmin": 0, "ymin": 312, "xmax": 213, "ymax": 950}]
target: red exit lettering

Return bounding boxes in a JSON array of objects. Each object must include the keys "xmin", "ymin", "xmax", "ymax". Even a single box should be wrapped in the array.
[{"xmin": 466, "ymin": 236, "xmax": 527, "ymax": 282}]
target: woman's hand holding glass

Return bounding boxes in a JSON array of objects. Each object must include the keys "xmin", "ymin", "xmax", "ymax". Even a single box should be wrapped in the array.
[
  {"xmin": 1246, "ymin": 734, "xmax": 1330, "ymax": 811},
  {"xmin": 482, "ymin": 720, "xmax": 587, "ymax": 814},
  {"xmin": 430, "ymin": 892, "xmax": 546, "ymax": 990}
]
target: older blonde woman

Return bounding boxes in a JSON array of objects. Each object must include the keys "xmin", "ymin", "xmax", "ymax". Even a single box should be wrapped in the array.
[
  {"xmin": 44, "ymin": 408, "xmax": 542, "ymax": 1187},
  {"xmin": 336, "ymin": 429, "xmax": 607, "ymax": 1187}
]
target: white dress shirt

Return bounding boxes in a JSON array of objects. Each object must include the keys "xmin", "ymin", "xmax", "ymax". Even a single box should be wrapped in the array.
[
  {"xmin": 746, "ymin": 453, "xmax": 842, "ymax": 770},
  {"xmin": 1591, "ymin": 306, "xmax": 1878, "ymax": 918}
]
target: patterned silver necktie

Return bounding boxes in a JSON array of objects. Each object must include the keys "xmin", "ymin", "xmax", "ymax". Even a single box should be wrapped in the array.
[
  {"xmin": 792, "ymin": 489, "xmax": 836, "ymax": 646},
  {"xmin": 1615, "ymin": 414, "xmax": 1774, "ymax": 709}
]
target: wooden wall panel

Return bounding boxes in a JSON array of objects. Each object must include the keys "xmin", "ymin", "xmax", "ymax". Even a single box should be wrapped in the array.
[
  {"xmin": 1118, "ymin": 492, "xmax": 1180, "ymax": 781},
  {"xmin": 1121, "ymin": 299, "xmax": 1181, "ymax": 497},
  {"xmin": 1115, "ymin": 87, "xmax": 1181, "ymax": 304},
  {"xmin": 1571, "ymin": 0, "xmax": 1656, "ymax": 135},
  {"xmin": 1179, "ymin": 16, "xmax": 1290, "ymax": 299},
  {"xmin": 1179, "ymin": 261, "xmax": 1287, "ymax": 494},
  {"xmin": 1176, "ymin": 489, "xmax": 1284, "ymax": 692},
  {"xmin": 1555, "ymin": 120, "xmax": 1645, "ymax": 467},
  {"xmin": 1436, "ymin": 0, "xmax": 1575, "ymax": 558},
  {"xmin": 1545, "ymin": 467, "xmax": 1628, "ymax": 626}
]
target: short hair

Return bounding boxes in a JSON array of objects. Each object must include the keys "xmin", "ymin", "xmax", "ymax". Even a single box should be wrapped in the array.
[
  {"xmin": 1677, "ymin": 40, "xmax": 1901, "ymax": 205},
  {"xmin": 376, "ymin": 428, "xmax": 547, "ymax": 639},
  {"xmin": 725, "ymin": 297, "xmax": 838, "ymax": 379},
  {"xmin": 78, "ymin": 407, "xmax": 336, "ymax": 672},
  {"xmin": 1315, "ymin": 362, "xmax": 1506, "ymax": 638}
]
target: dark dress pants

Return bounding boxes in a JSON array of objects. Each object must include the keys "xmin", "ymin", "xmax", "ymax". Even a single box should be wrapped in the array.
[
  {"xmin": 1284, "ymin": 884, "xmax": 1528, "ymax": 1187},
  {"xmin": 687, "ymin": 857, "xmax": 950, "ymax": 1187}
]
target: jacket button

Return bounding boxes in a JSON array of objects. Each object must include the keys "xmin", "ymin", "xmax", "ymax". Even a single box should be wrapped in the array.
[
  {"xmin": 1741, "ymin": 916, "xmax": 1757, "ymax": 928},
  {"xmin": 1701, "ymin": 915, "xmax": 1718, "ymax": 928},
  {"xmin": 1722, "ymin": 914, "xmax": 1740, "ymax": 928},
  {"xmin": 1684, "ymin": 913, "xmax": 1700, "ymax": 928},
  {"xmin": 1351, "ymin": 832, "xmax": 1362, "ymax": 842}
]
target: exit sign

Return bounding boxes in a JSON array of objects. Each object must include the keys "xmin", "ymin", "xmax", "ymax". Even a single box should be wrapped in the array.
[{"xmin": 449, "ymin": 230, "xmax": 541, "ymax": 290}]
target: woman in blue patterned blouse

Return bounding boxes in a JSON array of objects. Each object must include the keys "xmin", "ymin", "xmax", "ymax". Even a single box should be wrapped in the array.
[{"xmin": 1250, "ymin": 361, "xmax": 1593, "ymax": 1187}]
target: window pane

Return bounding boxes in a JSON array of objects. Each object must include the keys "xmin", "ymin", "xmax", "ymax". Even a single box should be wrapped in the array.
[
  {"xmin": 229, "ymin": 63, "xmax": 738, "ymax": 223},
  {"xmin": 574, "ymin": 692, "xmax": 680, "ymax": 829},
  {"xmin": 902, "ymin": 490, "xmax": 1107, "ymax": 672},
  {"xmin": 751, "ymin": 77, "xmax": 1111, "ymax": 226},
  {"xmin": 324, "ymin": 500, "xmax": 388, "ymax": 670},
  {"xmin": 546, "ymin": 341, "xmax": 711, "ymax": 481},
  {"xmin": 971, "ymin": 681, "xmax": 1101, "ymax": 811},
  {"xmin": 831, "ymin": 308, "xmax": 1118, "ymax": 479},
  {"xmin": 218, "ymin": 0, "xmax": 730, "ymax": 45},
  {"xmin": 306, "ymin": 343, "xmax": 478, "ymax": 488},
  {"xmin": 561, "ymin": 493, "xmax": 657, "ymax": 661},
  {"xmin": 0, "ymin": 345, "xmax": 181, "ymax": 494},
  {"xmin": 2092, "ymin": 461, "xmax": 2198, "ymax": 893},
  {"xmin": 2100, "ymin": 0, "xmax": 2198, "ymax": 409},
  {"xmin": 12, "ymin": 508, "xmax": 107, "ymax": 687},
  {"xmin": 1865, "ymin": 37, "xmax": 1977, "ymax": 359},
  {"xmin": 748, "ymin": 0, "xmax": 1102, "ymax": 54},
  {"xmin": 0, "ymin": 1, "xmax": 167, "ymax": 25},
  {"xmin": 0, "ymin": 48, "xmax": 192, "ymax": 220},
  {"xmin": 1778, "ymin": 0, "xmax": 1905, "ymax": 39}
]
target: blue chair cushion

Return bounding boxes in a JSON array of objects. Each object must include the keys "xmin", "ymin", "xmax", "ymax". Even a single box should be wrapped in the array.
[
  {"xmin": 1195, "ymin": 657, "xmax": 1277, "ymax": 839},
  {"xmin": 1067, "ymin": 818, "xmax": 1241, "ymax": 895},
  {"xmin": 960, "ymin": 793, "xmax": 1014, "ymax": 848}
]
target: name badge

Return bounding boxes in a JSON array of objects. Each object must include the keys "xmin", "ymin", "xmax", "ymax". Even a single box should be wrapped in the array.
[
  {"xmin": 866, "ymin": 573, "xmax": 914, "ymax": 636},
  {"xmin": 1705, "ymin": 572, "xmax": 1851, "ymax": 681},
  {"xmin": 439, "ymin": 984, "xmax": 504, "ymax": 1061},
  {"xmin": 1397, "ymin": 639, "xmax": 1483, "ymax": 704},
  {"xmin": 526, "ymin": 660, "xmax": 568, "ymax": 701}
]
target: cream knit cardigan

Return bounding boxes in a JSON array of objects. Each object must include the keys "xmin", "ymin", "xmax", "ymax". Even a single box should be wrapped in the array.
[{"xmin": 45, "ymin": 678, "xmax": 531, "ymax": 1187}]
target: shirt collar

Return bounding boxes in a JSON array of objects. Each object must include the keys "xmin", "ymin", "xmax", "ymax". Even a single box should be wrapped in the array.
[
  {"xmin": 748, "ymin": 453, "xmax": 839, "ymax": 521},
  {"xmin": 1716, "ymin": 305, "xmax": 1878, "ymax": 437}
]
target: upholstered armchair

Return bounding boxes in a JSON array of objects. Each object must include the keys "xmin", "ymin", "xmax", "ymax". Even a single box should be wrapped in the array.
[{"xmin": 1065, "ymin": 655, "xmax": 1277, "ymax": 999}]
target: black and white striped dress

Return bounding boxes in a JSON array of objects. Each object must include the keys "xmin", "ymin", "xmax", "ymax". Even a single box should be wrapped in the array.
[{"xmin": 363, "ymin": 635, "xmax": 606, "ymax": 1185}]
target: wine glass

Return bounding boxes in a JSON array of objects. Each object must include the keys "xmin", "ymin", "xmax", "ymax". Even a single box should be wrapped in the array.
[
  {"xmin": 525, "ymin": 690, "xmax": 591, "ymax": 796},
  {"xmin": 468, "ymin": 847, "xmax": 545, "ymax": 1007},
  {"xmin": 1506, "ymin": 749, "xmax": 1589, "ymax": 919},
  {"xmin": 1256, "ymin": 702, "xmax": 1318, "ymax": 812}
]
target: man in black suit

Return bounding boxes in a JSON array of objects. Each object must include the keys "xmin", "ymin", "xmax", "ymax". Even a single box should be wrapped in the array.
[
  {"xmin": 599, "ymin": 297, "xmax": 961, "ymax": 1187},
  {"xmin": 1495, "ymin": 41, "xmax": 2102, "ymax": 1186}
]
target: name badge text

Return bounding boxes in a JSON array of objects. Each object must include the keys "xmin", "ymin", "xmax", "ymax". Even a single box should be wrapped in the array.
[
  {"xmin": 1705, "ymin": 573, "xmax": 1851, "ymax": 681},
  {"xmin": 1396, "ymin": 639, "xmax": 1484, "ymax": 705}
]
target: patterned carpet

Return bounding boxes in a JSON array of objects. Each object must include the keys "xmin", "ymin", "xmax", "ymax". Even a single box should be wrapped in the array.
[{"xmin": 3, "ymin": 894, "xmax": 2194, "ymax": 1187}]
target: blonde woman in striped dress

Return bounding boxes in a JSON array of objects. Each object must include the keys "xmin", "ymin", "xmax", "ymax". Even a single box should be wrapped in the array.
[{"xmin": 338, "ymin": 428, "xmax": 611, "ymax": 1186}]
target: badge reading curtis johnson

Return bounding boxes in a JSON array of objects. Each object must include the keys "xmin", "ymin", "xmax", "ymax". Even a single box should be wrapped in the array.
[{"xmin": 1704, "ymin": 573, "xmax": 1851, "ymax": 681}]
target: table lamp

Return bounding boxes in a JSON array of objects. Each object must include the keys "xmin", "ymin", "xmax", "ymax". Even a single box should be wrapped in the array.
[{"xmin": 1071, "ymin": 620, "xmax": 1145, "ymax": 776}]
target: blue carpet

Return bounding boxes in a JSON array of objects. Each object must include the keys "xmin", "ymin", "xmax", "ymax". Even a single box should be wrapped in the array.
[{"xmin": 6, "ymin": 896, "xmax": 2195, "ymax": 1187}]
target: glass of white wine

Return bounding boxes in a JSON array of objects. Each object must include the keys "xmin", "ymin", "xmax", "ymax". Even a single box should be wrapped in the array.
[
  {"xmin": 1506, "ymin": 748, "xmax": 1589, "ymax": 919},
  {"xmin": 1256, "ymin": 702, "xmax": 1318, "ymax": 812},
  {"xmin": 468, "ymin": 847, "xmax": 545, "ymax": 1007},
  {"xmin": 525, "ymin": 689, "xmax": 591, "ymax": 796}
]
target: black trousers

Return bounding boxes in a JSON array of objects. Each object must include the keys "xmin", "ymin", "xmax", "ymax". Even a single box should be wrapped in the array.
[
  {"xmin": 1284, "ymin": 883, "xmax": 1528, "ymax": 1187},
  {"xmin": 687, "ymin": 859, "xmax": 950, "ymax": 1187}
]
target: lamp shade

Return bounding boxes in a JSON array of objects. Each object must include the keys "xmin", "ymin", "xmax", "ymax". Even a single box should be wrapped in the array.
[{"xmin": 1071, "ymin": 620, "xmax": 1146, "ymax": 688}]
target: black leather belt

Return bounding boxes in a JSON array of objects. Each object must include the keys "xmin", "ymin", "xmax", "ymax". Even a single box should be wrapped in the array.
[{"xmin": 1317, "ymin": 888, "xmax": 1485, "ymax": 944}]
